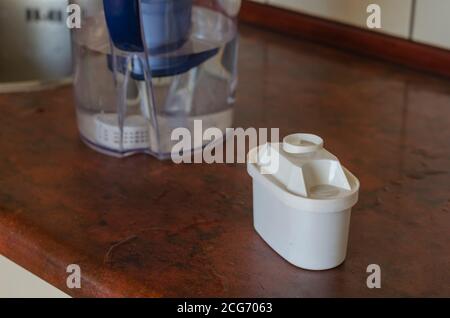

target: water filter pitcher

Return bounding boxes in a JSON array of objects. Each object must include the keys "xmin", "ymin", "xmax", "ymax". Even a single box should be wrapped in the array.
[{"xmin": 71, "ymin": 0, "xmax": 241, "ymax": 158}]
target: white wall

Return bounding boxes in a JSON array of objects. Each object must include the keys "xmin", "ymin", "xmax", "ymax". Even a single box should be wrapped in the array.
[
  {"xmin": 254, "ymin": 0, "xmax": 413, "ymax": 38},
  {"xmin": 248, "ymin": 0, "xmax": 450, "ymax": 50},
  {"xmin": 412, "ymin": 0, "xmax": 450, "ymax": 50}
]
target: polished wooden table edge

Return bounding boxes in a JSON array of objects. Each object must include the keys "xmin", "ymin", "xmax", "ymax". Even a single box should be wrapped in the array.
[{"xmin": 0, "ymin": 213, "xmax": 162, "ymax": 297}]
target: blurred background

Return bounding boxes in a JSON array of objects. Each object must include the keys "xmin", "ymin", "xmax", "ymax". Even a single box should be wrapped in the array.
[
  {"xmin": 2, "ymin": 0, "xmax": 450, "ymax": 94},
  {"xmin": 0, "ymin": 0, "xmax": 72, "ymax": 92},
  {"xmin": 246, "ymin": 0, "xmax": 450, "ymax": 49}
]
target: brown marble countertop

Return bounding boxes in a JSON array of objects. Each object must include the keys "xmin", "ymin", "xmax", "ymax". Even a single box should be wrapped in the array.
[{"xmin": 0, "ymin": 25, "xmax": 449, "ymax": 297}]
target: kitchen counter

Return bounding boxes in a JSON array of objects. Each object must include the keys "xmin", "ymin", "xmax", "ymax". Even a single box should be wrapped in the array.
[{"xmin": 0, "ymin": 25, "xmax": 449, "ymax": 297}]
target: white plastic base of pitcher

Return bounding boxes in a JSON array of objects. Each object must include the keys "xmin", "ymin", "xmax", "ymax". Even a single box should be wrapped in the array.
[{"xmin": 76, "ymin": 108, "xmax": 233, "ymax": 158}]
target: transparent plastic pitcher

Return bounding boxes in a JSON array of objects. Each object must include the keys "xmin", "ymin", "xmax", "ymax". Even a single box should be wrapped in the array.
[{"xmin": 71, "ymin": 0, "xmax": 241, "ymax": 159}]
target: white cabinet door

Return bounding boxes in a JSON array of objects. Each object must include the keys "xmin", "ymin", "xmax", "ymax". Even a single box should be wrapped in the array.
[
  {"xmin": 0, "ymin": 255, "xmax": 70, "ymax": 298},
  {"xmin": 412, "ymin": 0, "xmax": 450, "ymax": 50},
  {"xmin": 267, "ymin": 0, "xmax": 413, "ymax": 38}
]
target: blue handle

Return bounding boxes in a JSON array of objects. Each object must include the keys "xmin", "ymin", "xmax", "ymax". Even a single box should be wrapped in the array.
[{"xmin": 103, "ymin": 0, "xmax": 144, "ymax": 52}]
